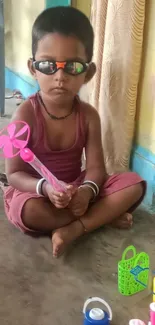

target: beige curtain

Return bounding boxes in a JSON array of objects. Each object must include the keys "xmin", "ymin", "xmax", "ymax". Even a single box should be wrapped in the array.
[{"xmin": 81, "ymin": 0, "xmax": 146, "ymax": 174}]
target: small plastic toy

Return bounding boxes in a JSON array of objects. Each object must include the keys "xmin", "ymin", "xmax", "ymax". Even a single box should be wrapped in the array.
[
  {"xmin": 118, "ymin": 245, "xmax": 149, "ymax": 296},
  {"xmin": 129, "ymin": 320, "xmax": 146, "ymax": 325},
  {"xmin": 128, "ymin": 303, "xmax": 155, "ymax": 325},
  {"xmin": 150, "ymin": 302, "xmax": 155, "ymax": 325},
  {"xmin": 153, "ymin": 278, "xmax": 155, "ymax": 302},
  {"xmin": 83, "ymin": 297, "xmax": 112, "ymax": 325},
  {"xmin": 0, "ymin": 121, "xmax": 67, "ymax": 192}
]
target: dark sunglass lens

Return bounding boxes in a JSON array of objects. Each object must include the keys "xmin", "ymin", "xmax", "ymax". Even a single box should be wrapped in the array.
[
  {"xmin": 66, "ymin": 62, "xmax": 84, "ymax": 75},
  {"xmin": 37, "ymin": 61, "xmax": 55, "ymax": 74}
]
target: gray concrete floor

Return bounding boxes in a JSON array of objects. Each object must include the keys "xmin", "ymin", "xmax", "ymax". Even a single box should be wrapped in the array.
[{"xmin": 0, "ymin": 99, "xmax": 154, "ymax": 325}]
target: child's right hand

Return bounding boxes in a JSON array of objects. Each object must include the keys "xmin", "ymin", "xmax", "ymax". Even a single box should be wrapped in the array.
[{"xmin": 43, "ymin": 182, "xmax": 76, "ymax": 209}]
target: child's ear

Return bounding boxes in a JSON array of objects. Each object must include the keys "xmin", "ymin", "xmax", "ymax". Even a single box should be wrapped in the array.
[
  {"xmin": 27, "ymin": 58, "xmax": 37, "ymax": 79},
  {"xmin": 84, "ymin": 62, "xmax": 96, "ymax": 84}
]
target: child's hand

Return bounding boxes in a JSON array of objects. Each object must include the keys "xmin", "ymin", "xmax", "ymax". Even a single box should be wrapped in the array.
[
  {"xmin": 68, "ymin": 186, "xmax": 93, "ymax": 217},
  {"xmin": 43, "ymin": 182, "xmax": 76, "ymax": 209}
]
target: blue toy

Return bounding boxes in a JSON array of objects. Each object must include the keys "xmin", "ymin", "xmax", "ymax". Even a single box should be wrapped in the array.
[{"xmin": 83, "ymin": 297, "xmax": 112, "ymax": 325}]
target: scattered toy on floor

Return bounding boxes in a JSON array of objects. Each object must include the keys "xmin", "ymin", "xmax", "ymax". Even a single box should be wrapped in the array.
[
  {"xmin": 83, "ymin": 297, "xmax": 112, "ymax": 325},
  {"xmin": 118, "ymin": 245, "xmax": 149, "ymax": 296},
  {"xmin": 129, "ymin": 320, "xmax": 146, "ymax": 325},
  {"xmin": 153, "ymin": 277, "xmax": 155, "ymax": 302}
]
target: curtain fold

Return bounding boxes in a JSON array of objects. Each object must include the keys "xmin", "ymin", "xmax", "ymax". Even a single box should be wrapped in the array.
[{"xmin": 84, "ymin": 0, "xmax": 146, "ymax": 174}]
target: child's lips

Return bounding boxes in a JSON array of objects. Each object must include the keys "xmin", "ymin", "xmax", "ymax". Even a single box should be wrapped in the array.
[{"xmin": 52, "ymin": 87, "xmax": 68, "ymax": 94}]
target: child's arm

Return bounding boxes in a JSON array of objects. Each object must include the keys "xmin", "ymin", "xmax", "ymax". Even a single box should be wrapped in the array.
[
  {"xmin": 84, "ymin": 105, "xmax": 106, "ymax": 186},
  {"xmin": 5, "ymin": 101, "xmax": 73, "ymax": 208},
  {"xmin": 69, "ymin": 105, "xmax": 106, "ymax": 217}
]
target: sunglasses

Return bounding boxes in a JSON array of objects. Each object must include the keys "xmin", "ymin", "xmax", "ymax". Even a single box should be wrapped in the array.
[{"xmin": 32, "ymin": 60, "xmax": 89, "ymax": 76}]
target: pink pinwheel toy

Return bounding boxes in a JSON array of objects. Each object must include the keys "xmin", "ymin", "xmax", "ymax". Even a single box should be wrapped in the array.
[{"xmin": 0, "ymin": 120, "xmax": 67, "ymax": 192}]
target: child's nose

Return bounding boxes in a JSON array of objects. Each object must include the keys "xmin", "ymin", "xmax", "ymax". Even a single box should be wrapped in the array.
[{"xmin": 54, "ymin": 68, "xmax": 67, "ymax": 82}]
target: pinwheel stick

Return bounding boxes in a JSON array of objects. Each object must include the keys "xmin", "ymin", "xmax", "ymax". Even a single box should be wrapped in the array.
[{"xmin": 20, "ymin": 147, "xmax": 67, "ymax": 192}]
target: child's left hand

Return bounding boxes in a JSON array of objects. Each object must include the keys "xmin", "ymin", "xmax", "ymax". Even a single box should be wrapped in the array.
[{"xmin": 68, "ymin": 186, "xmax": 93, "ymax": 217}]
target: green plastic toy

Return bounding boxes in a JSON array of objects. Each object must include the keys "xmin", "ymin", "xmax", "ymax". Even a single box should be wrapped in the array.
[{"xmin": 118, "ymin": 245, "xmax": 149, "ymax": 296}]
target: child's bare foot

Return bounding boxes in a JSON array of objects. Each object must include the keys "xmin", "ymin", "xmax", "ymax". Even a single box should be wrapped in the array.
[
  {"xmin": 52, "ymin": 213, "xmax": 133, "ymax": 257},
  {"xmin": 111, "ymin": 213, "xmax": 133, "ymax": 229},
  {"xmin": 52, "ymin": 220, "xmax": 84, "ymax": 257}
]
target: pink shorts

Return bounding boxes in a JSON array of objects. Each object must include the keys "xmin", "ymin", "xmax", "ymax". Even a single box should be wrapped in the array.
[{"xmin": 3, "ymin": 172, "xmax": 146, "ymax": 233}]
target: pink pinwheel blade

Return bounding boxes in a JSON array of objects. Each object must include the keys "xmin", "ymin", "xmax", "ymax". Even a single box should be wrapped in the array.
[
  {"xmin": 15, "ymin": 125, "xmax": 29, "ymax": 138},
  {"xmin": 3, "ymin": 141, "xmax": 14, "ymax": 158},
  {"xmin": 13, "ymin": 139, "xmax": 27, "ymax": 149},
  {"xmin": 0, "ymin": 135, "xmax": 9, "ymax": 148},
  {"xmin": 7, "ymin": 123, "xmax": 16, "ymax": 138}
]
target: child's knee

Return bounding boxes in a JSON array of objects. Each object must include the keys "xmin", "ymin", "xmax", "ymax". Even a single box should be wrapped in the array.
[
  {"xmin": 21, "ymin": 197, "xmax": 46, "ymax": 228},
  {"xmin": 132, "ymin": 182, "xmax": 145, "ymax": 199}
]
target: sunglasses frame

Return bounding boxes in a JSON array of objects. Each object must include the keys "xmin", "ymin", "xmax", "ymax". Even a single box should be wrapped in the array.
[{"xmin": 32, "ymin": 59, "xmax": 89, "ymax": 76}]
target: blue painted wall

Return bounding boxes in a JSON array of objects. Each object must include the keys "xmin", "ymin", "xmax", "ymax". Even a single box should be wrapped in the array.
[
  {"xmin": 46, "ymin": 0, "xmax": 70, "ymax": 7},
  {"xmin": 131, "ymin": 145, "xmax": 155, "ymax": 213},
  {"xmin": 5, "ymin": 67, "xmax": 39, "ymax": 98}
]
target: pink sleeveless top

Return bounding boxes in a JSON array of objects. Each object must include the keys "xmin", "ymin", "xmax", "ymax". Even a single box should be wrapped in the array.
[{"xmin": 27, "ymin": 93, "xmax": 87, "ymax": 183}]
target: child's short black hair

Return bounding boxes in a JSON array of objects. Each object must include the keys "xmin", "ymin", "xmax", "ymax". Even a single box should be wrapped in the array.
[{"xmin": 32, "ymin": 6, "xmax": 94, "ymax": 62}]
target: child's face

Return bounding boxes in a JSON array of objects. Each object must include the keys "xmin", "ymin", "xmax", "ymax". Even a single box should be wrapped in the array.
[{"xmin": 28, "ymin": 33, "xmax": 95, "ymax": 102}]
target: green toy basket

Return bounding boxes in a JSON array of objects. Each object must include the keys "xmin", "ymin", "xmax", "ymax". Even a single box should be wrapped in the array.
[{"xmin": 118, "ymin": 245, "xmax": 149, "ymax": 296}]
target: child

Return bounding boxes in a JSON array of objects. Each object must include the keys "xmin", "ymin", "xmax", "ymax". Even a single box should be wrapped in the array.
[{"xmin": 4, "ymin": 7, "xmax": 146, "ymax": 257}]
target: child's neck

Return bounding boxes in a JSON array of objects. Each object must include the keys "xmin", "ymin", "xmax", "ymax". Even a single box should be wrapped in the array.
[{"xmin": 39, "ymin": 91, "xmax": 75, "ymax": 117}]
